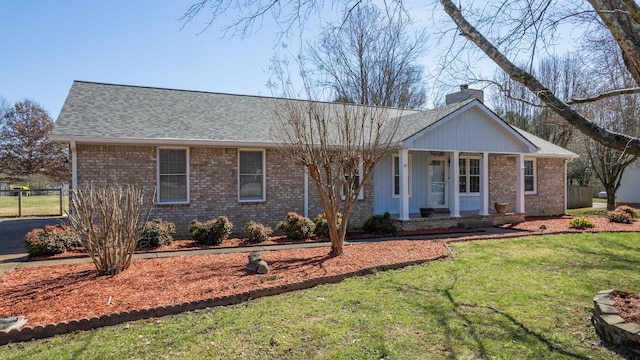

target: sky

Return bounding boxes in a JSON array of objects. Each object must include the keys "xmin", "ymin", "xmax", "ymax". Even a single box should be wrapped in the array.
[
  {"xmin": 1, "ymin": 1, "xmax": 297, "ymax": 119},
  {"xmin": 1, "ymin": 1, "xmax": 572, "ymax": 120}
]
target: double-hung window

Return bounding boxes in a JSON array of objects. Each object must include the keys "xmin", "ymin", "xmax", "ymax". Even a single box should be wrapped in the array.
[
  {"xmin": 158, "ymin": 148, "xmax": 189, "ymax": 204},
  {"xmin": 459, "ymin": 157, "xmax": 480, "ymax": 194},
  {"xmin": 342, "ymin": 162, "xmax": 364, "ymax": 200},
  {"xmin": 239, "ymin": 150, "xmax": 265, "ymax": 202},
  {"xmin": 392, "ymin": 154, "xmax": 412, "ymax": 197},
  {"xmin": 524, "ymin": 159, "xmax": 536, "ymax": 194}
]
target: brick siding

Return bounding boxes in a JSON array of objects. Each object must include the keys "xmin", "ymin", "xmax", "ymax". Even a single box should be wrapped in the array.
[
  {"xmin": 76, "ymin": 145, "xmax": 373, "ymax": 235},
  {"xmin": 489, "ymin": 155, "xmax": 565, "ymax": 215}
]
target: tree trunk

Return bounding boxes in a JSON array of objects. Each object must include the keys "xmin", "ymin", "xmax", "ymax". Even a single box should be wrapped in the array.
[
  {"xmin": 329, "ymin": 242, "xmax": 344, "ymax": 256},
  {"xmin": 606, "ymin": 191, "xmax": 617, "ymax": 211}
]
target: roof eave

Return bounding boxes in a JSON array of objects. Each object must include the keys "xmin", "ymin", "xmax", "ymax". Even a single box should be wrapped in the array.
[{"xmin": 49, "ymin": 135, "xmax": 280, "ymax": 149}]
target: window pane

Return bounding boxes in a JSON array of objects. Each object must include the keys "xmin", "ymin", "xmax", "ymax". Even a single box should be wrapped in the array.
[
  {"xmin": 459, "ymin": 158, "xmax": 466, "ymax": 175},
  {"xmin": 525, "ymin": 176, "xmax": 534, "ymax": 192},
  {"xmin": 160, "ymin": 149, "xmax": 186, "ymax": 174},
  {"xmin": 239, "ymin": 151, "xmax": 264, "ymax": 200},
  {"xmin": 459, "ymin": 176, "xmax": 467, "ymax": 193},
  {"xmin": 158, "ymin": 149, "xmax": 187, "ymax": 202},
  {"xmin": 524, "ymin": 160, "xmax": 534, "ymax": 176},
  {"xmin": 159, "ymin": 174, "xmax": 187, "ymax": 202},
  {"xmin": 240, "ymin": 151, "xmax": 263, "ymax": 175},
  {"xmin": 469, "ymin": 176, "xmax": 480, "ymax": 193},
  {"xmin": 469, "ymin": 159, "xmax": 480, "ymax": 175},
  {"xmin": 239, "ymin": 175, "xmax": 263, "ymax": 200}
]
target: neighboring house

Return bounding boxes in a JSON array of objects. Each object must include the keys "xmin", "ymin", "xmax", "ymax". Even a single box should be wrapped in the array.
[
  {"xmin": 615, "ymin": 160, "xmax": 640, "ymax": 206},
  {"xmin": 51, "ymin": 81, "xmax": 577, "ymax": 234}
]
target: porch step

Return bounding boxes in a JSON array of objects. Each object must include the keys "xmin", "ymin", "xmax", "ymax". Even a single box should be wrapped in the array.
[{"xmin": 458, "ymin": 219, "xmax": 494, "ymax": 228}]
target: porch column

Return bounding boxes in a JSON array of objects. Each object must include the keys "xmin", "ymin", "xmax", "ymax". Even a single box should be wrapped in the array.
[
  {"xmin": 564, "ymin": 158, "xmax": 569, "ymax": 215},
  {"xmin": 398, "ymin": 149, "xmax": 410, "ymax": 220},
  {"xmin": 515, "ymin": 154, "xmax": 525, "ymax": 213},
  {"xmin": 479, "ymin": 152, "xmax": 490, "ymax": 216},
  {"xmin": 449, "ymin": 151, "xmax": 460, "ymax": 217}
]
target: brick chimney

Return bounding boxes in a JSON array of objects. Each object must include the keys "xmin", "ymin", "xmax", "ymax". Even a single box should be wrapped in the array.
[{"xmin": 445, "ymin": 84, "xmax": 484, "ymax": 105}]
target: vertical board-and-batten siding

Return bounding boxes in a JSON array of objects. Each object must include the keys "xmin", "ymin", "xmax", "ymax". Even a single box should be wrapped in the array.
[
  {"xmin": 407, "ymin": 108, "xmax": 530, "ymax": 153},
  {"xmin": 76, "ymin": 144, "xmax": 374, "ymax": 235},
  {"xmin": 373, "ymin": 152, "xmax": 429, "ymax": 214}
]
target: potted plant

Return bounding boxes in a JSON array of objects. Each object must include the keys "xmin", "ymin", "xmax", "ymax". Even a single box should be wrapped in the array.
[
  {"xmin": 419, "ymin": 207, "xmax": 434, "ymax": 217},
  {"xmin": 494, "ymin": 202, "xmax": 508, "ymax": 214}
]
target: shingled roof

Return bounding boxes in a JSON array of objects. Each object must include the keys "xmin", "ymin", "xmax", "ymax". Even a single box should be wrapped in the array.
[{"xmin": 51, "ymin": 81, "xmax": 576, "ymax": 157}]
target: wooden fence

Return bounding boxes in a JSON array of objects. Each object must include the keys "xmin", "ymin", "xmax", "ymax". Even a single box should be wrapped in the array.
[{"xmin": 567, "ymin": 186, "xmax": 602, "ymax": 209}]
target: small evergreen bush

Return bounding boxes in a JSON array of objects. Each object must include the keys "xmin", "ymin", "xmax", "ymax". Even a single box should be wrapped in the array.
[
  {"xmin": 24, "ymin": 224, "xmax": 80, "ymax": 256},
  {"xmin": 244, "ymin": 221, "xmax": 273, "ymax": 243},
  {"xmin": 312, "ymin": 213, "xmax": 342, "ymax": 238},
  {"xmin": 276, "ymin": 212, "xmax": 315, "ymax": 240},
  {"xmin": 607, "ymin": 211, "xmax": 632, "ymax": 224},
  {"xmin": 614, "ymin": 205, "xmax": 638, "ymax": 219},
  {"xmin": 189, "ymin": 216, "xmax": 233, "ymax": 245},
  {"xmin": 568, "ymin": 217, "xmax": 595, "ymax": 229},
  {"xmin": 138, "ymin": 219, "xmax": 176, "ymax": 248},
  {"xmin": 363, "ymin": 212, "xmax": 397, "ymax": 234}
]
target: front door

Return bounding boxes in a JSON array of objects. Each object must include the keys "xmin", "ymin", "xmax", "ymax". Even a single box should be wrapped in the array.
[{"xmin": 428, "ymin": 158, "xmax": 448, "ymax": 208}]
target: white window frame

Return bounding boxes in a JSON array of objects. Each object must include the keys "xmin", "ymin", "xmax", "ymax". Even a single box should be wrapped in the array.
[
  {"xmin": 157, "ymin": 147, "xmax": 190, "ymax": 204},
  {"xmin": 392, "ymin": 154, "xmax": 412, "ymax": 198},
  {"xmin": 524, "ymin": 158, "xmax": 537, "ymax": 195},
  {"xmin": 342, "ymin": 162, "xmax": 364, "ymax": 200},
  {"xmin": 238, "ymin": 149, "xmax": 266, "ymax": 202},
  {"xmin": 458, "ymin": 156, "xmax": 480, "ymax": 195}
]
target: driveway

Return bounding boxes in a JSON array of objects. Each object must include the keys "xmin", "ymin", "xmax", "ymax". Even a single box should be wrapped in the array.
[{"xmin": 0, "ymin": 216, "xmax": 67, "ymax": 256}]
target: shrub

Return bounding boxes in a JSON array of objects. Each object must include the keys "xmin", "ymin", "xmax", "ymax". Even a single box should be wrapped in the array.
[
  {"xmin": 24, "ymin": 224, "xmax": 80, "ymax": 257},
  {"xmin": 69, "ymin": 185, "xmax": 153, "ymax": 275},
  {"xmin": 138, "ymin": 219, "xmax": 176, "ymax": 248},
  {"xmin": 189, "ymin": 216, "xmax": 233, "ymax": 245},
  {"xmin": 312, "ymin": 213, "xmax": 343, "ymax": 238},
  {"xmin": 568, "ymin": 217, "xmax": 595, "ymax": 229},
  {"xmin": 363, "ymin": 212, "xmax": 397, "ymax": 234},
  {"xmin": 608, "ymin": 211, "xmax": 632, "ymax": 224},
  {"xmin": 614, "ymin": 205, "xmax": 638, "ymax": 219},
  {"xmin": 244, "ymin": 221, "xmax": 273, "ymax": 243},
  {"xmin": 276, "ymin": 212, "xmax": 315, "ymax": 240}
]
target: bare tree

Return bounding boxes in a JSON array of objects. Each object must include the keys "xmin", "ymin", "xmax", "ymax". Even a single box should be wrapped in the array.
[
  {"xmin": 440, "ymin": 0, "xmax": 640, "ymax": 155},
  {"xmin": 493, "ymin": 54, "xmax": 586, "ymax": 149},
  {"xmin": 305, "ymin": 3, "xmax": 428, "ymax": 109},
  {"xmin": 0, "ymin": 99, "xmax": 70, "ymax": 183},
  {"xmin": 272, "ymin": 95, "xmax": 399, "ymax": 256}
]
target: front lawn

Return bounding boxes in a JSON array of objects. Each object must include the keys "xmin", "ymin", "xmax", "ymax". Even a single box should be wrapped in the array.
[{"xmin": 1, "ymin": 233, "xmax": 638, "ymax": 359}]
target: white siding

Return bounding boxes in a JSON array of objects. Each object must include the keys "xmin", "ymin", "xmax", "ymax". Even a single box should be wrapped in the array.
[
  {"xmin": 617, "ymin": 160, "xmax": 640, "ymax": 203},
  {"xmin": 407, "ymin": 108, "xmax": 531, "ymax": 153}
]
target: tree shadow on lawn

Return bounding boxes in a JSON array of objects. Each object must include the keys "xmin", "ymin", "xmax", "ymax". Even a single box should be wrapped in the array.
[
  {"xmin": 552, "ymin": 237, "xmax": 640, "ymax": 272},
  {"xmin": 390, "ymin": 277, "xmax": 590, "ymax": 359}
]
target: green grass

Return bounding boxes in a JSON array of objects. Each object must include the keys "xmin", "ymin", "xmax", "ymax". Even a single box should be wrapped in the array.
[
  {"xmin": 567, "ymin": 207, "xmax": 608, "ymax": 217},
  {"xmin": 0, "ymin": 195, "xmax": 68, "ymax": 217},
  {"xmin": 2, "ymin": 233, "xmax": 639, "ymax": 359}
]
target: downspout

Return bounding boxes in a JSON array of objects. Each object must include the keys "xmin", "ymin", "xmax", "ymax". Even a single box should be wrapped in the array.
[
  {"xmin": 70, "ymin": 141, "xmax": 77, "ymax": 191},
  {"xmin": 304, "ymin": 169, "xmax": 309, "ymax": 218}
]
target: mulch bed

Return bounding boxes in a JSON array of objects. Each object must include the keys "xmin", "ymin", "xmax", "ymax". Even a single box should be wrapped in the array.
[{"xmin": 3, "ymin": 216, "xmax": 640, "ymax": 330}]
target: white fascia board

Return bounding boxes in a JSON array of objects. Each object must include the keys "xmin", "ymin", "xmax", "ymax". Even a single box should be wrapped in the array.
[{"xmin": 48, "ymin": 135, "xmax": 280, "ymax": 149}]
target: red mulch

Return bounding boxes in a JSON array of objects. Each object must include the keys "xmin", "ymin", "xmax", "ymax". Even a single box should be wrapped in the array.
[
  {"xmin": 3, "ymin": 216, "xmax": 640, "ymax": 329},
  {"xmin": 611, "ymin": 291, "xmax": 640, "ymax": 325},
  {"xmin": 0, "ymin": 240, "xmax": 449, "ymax": 327}
]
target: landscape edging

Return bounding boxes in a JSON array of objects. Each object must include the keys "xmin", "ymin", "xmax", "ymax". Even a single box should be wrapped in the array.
[
  {"xmin": 0, "ymin": 254, "xmax": 448, "ymax": 345},
  {"xmin": 592, "ymin": 289, "xmax": 640, "ymax": 353}
]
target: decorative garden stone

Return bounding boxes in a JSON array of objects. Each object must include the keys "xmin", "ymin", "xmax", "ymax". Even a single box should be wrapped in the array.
[{"xmin": 247, "ymin": 251, "xmax": 268, "ymax": 274}]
